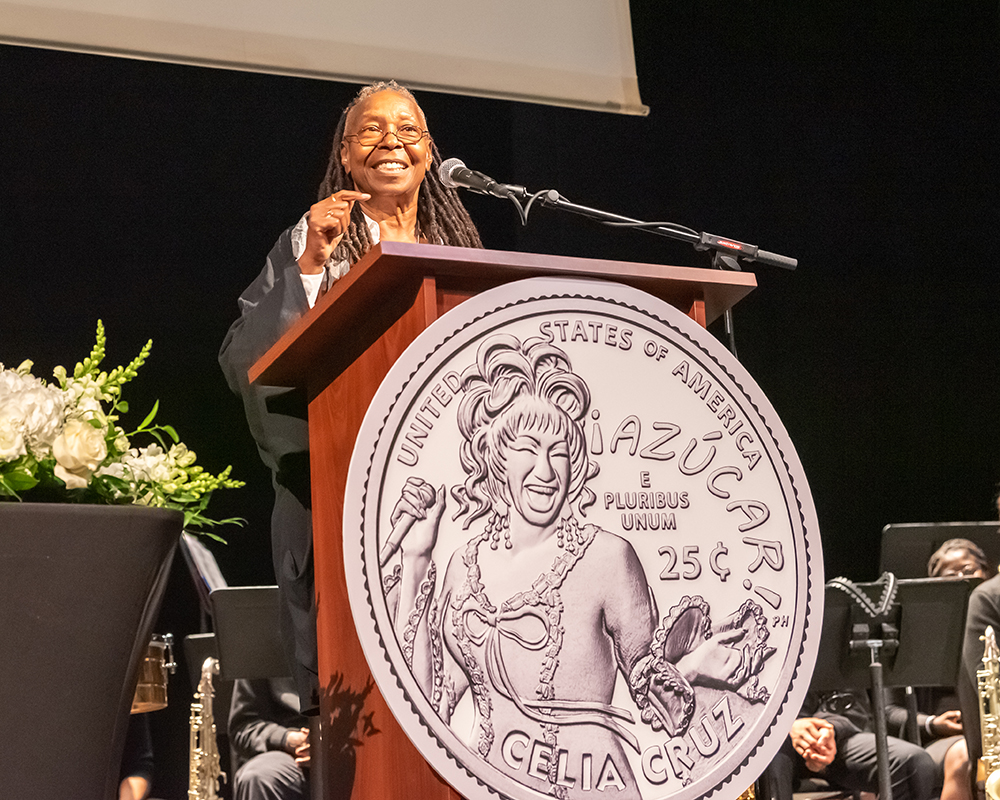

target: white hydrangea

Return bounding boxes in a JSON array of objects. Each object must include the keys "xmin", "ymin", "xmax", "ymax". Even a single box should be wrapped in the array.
[{"xmin": 0, "ymin": 368, "xmax": 67, "ymax": 460}]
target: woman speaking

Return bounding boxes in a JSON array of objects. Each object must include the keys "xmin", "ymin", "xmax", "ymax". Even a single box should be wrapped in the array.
[{"xmin": 220, "ymin": 81, "xmax": 482, "ymax": 712}]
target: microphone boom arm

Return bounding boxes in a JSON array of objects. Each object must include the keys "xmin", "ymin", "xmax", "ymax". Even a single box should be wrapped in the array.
[
  {"xmin": 534, "ymin": 190, "xmax": 797, "ymax": 271},
  {"xmin": 438, "ymin": 156, "xmax": 796, "ymax": 358},
  {"xmin": 438, "ymin": 157, "xmax": 796, "ymax": 271}
]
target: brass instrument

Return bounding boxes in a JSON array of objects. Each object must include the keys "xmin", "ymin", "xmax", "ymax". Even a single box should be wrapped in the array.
[
  {"xmin": 978, "ymin": 626, "xmax": 1000, "ymax": 800},
  {"xmin": 188, "ymin": 656, "xmax": 225, "ymax": 800},
  {"xmin": 132, "ymin": 633, "xmax": 176, "ymax": 714}
]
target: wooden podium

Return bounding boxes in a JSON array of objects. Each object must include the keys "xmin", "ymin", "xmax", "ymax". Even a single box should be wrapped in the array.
[{"xmin": 250, "ymin": 241, "xmax": 755, "ymax": 800}]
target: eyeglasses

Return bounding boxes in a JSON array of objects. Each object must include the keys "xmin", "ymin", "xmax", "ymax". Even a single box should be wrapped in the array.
[
  {"xmin": 940, "ymin": 565, "xmax": 984, "ymax": 578},
  {"xmin": 343, "ymin": 124, "xmax": 429, "ymax": 147}
]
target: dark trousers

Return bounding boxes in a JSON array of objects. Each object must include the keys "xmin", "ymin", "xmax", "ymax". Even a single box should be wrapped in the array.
[
  {"xmin": 760, "ymin": 732, "xmax": 936, "ymax": 800},
  {"xmin": 234, "ymin": 751, "xmax": 308, "ymax": 800}
]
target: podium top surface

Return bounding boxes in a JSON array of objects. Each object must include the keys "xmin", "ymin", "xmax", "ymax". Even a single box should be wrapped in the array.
[{"xmin": 250, "ymin": 241, "xmax": 756, "ymax": 390}]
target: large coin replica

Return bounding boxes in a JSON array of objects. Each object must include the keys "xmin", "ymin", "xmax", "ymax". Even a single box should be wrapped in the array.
[{"xmin": 343, "ymin": 277, "xmax": 822, "ymax": 800}]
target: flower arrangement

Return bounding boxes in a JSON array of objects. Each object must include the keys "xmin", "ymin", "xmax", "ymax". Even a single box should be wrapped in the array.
[{"xmin": 0, "ymin": 321, "xmax": 243, "ymax": 537}]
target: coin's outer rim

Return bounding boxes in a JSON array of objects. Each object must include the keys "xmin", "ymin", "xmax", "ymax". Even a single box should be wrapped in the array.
[{"xmin": 343, "ymin": 276, "xmax": 823, "ymax": 800}]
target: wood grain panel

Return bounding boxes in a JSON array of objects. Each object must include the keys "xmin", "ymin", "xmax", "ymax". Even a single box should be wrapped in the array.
[
  {"xmin": 308, "ymin": 276, "xmax": 460, "ymax": 799},
  {"xmin": 250, "ymin": 248, "xmax": 752, "ymax": 799}
]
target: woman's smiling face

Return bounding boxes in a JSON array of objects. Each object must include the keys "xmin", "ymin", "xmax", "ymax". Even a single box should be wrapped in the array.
[
  {"xmin": 339, "ymin": 89, "xmax": 432, "ymax": 202},
  {"xmin": 501, "ymin": 421, "xmax": 571, "ymax": 529}
]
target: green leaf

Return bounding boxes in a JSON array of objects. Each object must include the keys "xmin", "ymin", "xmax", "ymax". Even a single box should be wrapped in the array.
[
  {"xmin": 146, "ymin": 429, "xmax": 168, "ymax": 448},
  {"xmin": 138, "ymin": 400, "xmax": 160, "ymax": 431},
  {"xmin": 2, "ymin": 467, "xmax": 40, "ymax": 492},
  {"xmin": 188, "ymin": 527, "xmax": 230, "ymax": 544}
]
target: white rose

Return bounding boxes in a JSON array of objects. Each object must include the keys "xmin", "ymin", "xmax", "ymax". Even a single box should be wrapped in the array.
[
  {"xmin": 0, "ymin": 416, "xmax": 26, "ymax": 461},
  {"xmin": 52, "ymin": 418, "xmax": 108, "ymax": 489}
]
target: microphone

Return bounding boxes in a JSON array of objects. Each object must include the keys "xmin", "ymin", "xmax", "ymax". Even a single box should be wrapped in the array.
[
  {"xmin": 379, "ymin": 515, "xmax": 416, "ymax": 568},
  {"xmin": 439, "ymin": 158, "xmax": 515, "ymax": 199}
]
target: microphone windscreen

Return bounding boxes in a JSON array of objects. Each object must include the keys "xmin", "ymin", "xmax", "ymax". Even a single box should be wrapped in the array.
[{"xmin": 438, "ymin": 157, "xmax": 465, "ymax": 188}]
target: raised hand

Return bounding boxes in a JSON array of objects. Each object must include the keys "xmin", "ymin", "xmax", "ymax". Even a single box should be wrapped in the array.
[
  {"xmin": 297, "ymin": 190, "xmax": 370, "ymax": 273},
  {"xmin": 382, "ymin": 477, "xmax": 446, "ymax": 565}
]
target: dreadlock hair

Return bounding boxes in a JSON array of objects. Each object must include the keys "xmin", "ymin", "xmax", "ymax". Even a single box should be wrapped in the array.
[{"xmin": 317, "ymin": 80, "xmax": 483, "ymax": 264}]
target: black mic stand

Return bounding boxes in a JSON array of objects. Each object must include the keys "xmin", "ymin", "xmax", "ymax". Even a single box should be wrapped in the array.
[
  {"xmin": 516, "ymin": 190, "xmax": 798, "ymax": 270},
  {"xmin": 711, "ymin": 251, "xmax": 741, "ymax": 358},
  {"xmin": 497, "ymin": 187, "xmax": 796, "ymax": 358}
]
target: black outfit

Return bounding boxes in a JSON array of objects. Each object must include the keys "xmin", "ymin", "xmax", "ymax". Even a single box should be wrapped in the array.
[
  {"xmin": 887, "ymin": 686, "xmax": 964, "ymax": 782},
  {"xmin": 759, "ymin": 691, "xmax": 936, "ymax": 800},
  {"xmin": 120, "ymin": 713, "xmax": 155, "ymax": 788},
  {"xmin": 219, "ymin": 228, "xmax": 319, "ymax": 711},
  {"xmin": 958, "ymin": 572, "xmax": 1000, "ymax": 788},
  {"xmin": 230, "ymin": 677, "xmax": 310, "ymax": 800}
]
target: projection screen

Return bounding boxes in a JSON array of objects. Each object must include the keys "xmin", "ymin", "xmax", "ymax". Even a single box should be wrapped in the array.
[{"xmin": 0, "ymin": 0, "xmax": 648, "ymax": 115}]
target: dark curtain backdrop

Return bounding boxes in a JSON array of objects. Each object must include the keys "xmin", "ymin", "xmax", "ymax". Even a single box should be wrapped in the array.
[{"xmin": 2, "ymin": 1, "xmax": 998, "ymax": 794}]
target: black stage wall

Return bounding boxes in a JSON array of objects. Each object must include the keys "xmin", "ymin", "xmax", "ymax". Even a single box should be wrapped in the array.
[{"xmin": 2, "ymin": 2, "xmax": 998, "ymax": 794}]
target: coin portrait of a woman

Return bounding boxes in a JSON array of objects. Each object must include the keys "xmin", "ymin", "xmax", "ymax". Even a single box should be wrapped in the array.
[{"xmin": 384, "ymin": 332, "xmax": 773, "ymax": 798}]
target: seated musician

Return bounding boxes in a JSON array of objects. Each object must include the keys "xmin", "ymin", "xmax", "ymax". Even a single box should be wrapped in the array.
[
  {"xmin": 229, "ymin": 677, "xmax": 310, "ymax": 800},
  {"xmin": 760, "ymin": 539, "xmax": 990, "ymax": 800},
  {"xmin": 959, "ymin": 525, "xmax": 1000, "ymax": 799},
  {"xmin": 916, "ymin": 539, "xmax": 989, "ymax": 800}
]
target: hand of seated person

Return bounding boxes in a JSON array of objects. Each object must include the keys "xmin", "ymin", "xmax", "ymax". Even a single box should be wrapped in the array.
[
  {"xmin": 929, "ymin": 709, "xmax": 963, "ymax": 737},
  {"xmin": 791, "ymin": 717, "xmax": 837, "ymax": 772},
  {"xmin": 285, "ymin": 727, "xmax": 311, "ymax": 766},
  {"xmin": 118, "ymin": 776, "xmax": 150, "ymax": 800}
]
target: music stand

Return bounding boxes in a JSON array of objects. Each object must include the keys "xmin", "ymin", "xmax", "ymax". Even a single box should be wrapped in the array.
[
  {"xmin": 812, "ymin": 577, "xmax": 977, "ymax": 691},
  {"xmin": 809, "ymin": 577, "xmax": 978, "ymax": 800},
  {"xmin": 209, "ymin": 586, "xmax": 324, "ymax": 799},
  {"xmin": 179, "ymin": 532, "xmax": 228, "ymax": 631},
  {"xmin": 209, "ymin": 586, "xmax": 290, "ymax": 681}
]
